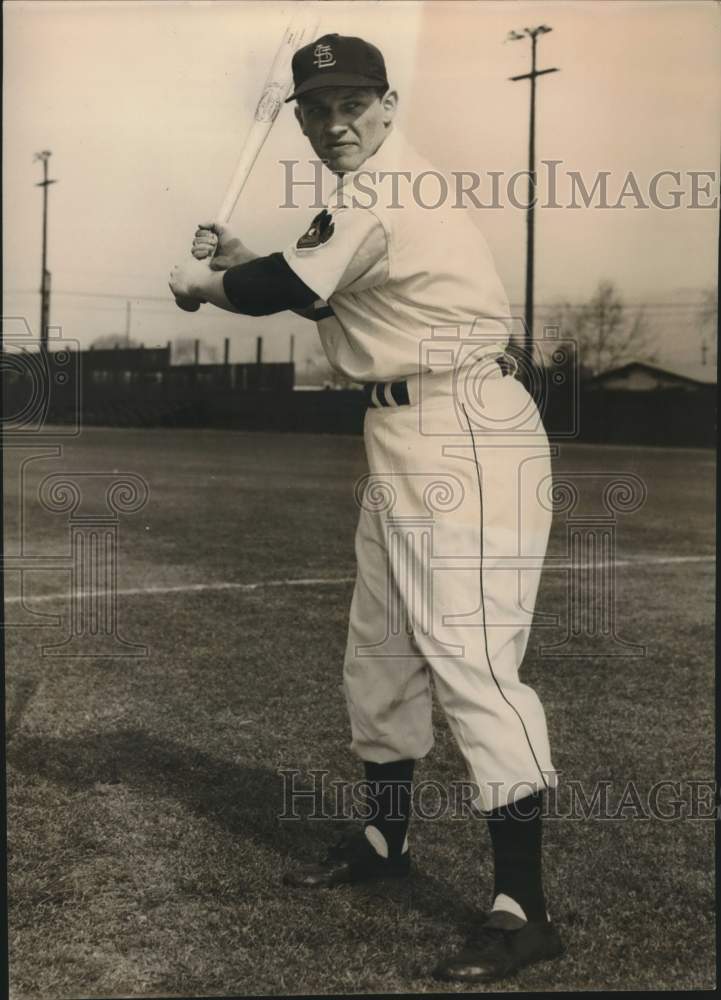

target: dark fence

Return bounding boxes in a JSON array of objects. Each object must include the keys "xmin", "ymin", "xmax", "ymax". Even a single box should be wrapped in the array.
[
  {"xmin": 165, "ymin": 362, "xmax": 294, "ymax": 392},
  {"xmin": 573, "ymin": 388, "xmax": 716, "ymax": 447},
  {"xmin": 1, "ymin": 354, "xmax": 715, "ymax": 445},
  {"xmin": 1, "ymin": 352, "xmax": 297, "ymax": 431}
]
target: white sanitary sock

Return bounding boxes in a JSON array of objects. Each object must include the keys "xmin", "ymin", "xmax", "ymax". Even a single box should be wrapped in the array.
[
  {"xmin": 491, "ymin": 893, "xmax": 528, "ymax": 922},
  {"xmin": 364, "ymin": 825, "xmax": 409, "ymax": 857}
]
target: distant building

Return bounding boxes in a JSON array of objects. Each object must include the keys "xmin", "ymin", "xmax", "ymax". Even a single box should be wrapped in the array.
[
  {"xmin": 85, "ymin": 345, "xmax": 170, "ymax": 384},
  {"xmin": 586, "ymin": 360, "xmax": 717, "ymax": 392},
  {"xmin": 2, "ymin": 344, "xmax": 295, "ymax": 395}
]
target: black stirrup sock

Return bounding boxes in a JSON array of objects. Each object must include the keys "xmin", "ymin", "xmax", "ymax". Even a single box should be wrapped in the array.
[
  {"xmin": 362, "ymin": 759, "xmax": 415, "ymax": 859},
  {"xmin": 486, "ymin": 791, "xmax": 547, "ymax": 922}
]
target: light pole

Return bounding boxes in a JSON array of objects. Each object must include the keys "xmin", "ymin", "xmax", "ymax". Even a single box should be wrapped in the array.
[
  {"xmin": 507, "ymin": 26, "xmax": 559, "ymax": 368},
  {"xmin": 34, "ymin": 150, "xmax": 57, "ymax": 353}
]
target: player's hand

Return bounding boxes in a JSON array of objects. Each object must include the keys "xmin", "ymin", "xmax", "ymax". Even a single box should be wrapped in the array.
[
  {"xmin": 191, "ymin": 221, "xmax": 254, "ymax": 271},
  {"xmin": 168, "ymin": 259, "xmax": 210, "ymax": 304}
]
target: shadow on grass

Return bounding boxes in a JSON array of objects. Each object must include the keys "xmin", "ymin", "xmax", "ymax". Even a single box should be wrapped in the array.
[
  {"xmin": 6, "ymin": 676, "xmax": 44, "ymax": 743},
  {"xmin": 8, "ymin": 729, "xmax": 478, "ymax": 929}
]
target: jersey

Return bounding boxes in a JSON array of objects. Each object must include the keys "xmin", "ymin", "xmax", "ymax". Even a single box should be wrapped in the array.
[{"xmin": 283, "ymin": 128, "xmax": 512, "ymax": 383}]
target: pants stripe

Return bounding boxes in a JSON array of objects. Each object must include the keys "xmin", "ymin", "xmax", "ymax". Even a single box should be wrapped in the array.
[{"xmin": 461, "ymin": 403, "xmax": 550, "ymax": 791}]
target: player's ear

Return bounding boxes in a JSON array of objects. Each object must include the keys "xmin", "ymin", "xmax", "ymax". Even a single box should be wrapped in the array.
[
  {"xmin": 294, "ymin": 105, "xmax": 307, "ymax": 135},
  {"xmin": 381, "ymin": 89, "xmax": 398, "ymax": 126}
]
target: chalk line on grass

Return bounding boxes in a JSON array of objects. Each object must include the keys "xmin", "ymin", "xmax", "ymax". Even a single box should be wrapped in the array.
[
  {"xmin": 3, "ymin": 554, "xmax": 714, "ymax": 606},
  {"xmin": 4, "ymin": 576, "xmax": 358, "ymax": 604}
]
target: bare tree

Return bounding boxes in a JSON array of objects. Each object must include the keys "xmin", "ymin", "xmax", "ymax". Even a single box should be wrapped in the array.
[
  {"xmin": 300, "ymin": 343, "xmax": 353, "ymax": 388},
  {"xmin": 546, "ymin": 281, "xmax": 655, "ymax": 376},
  {"xmin": 173, "ymin": 337, "xmax": 218, "ymax": 364},
  {"xmin": 89, "ymin": 334, "xmax": 141, "ymax": 349},
  {"xmin": 699, "ymin": 288, "xmax": 718, "ymax": 329},
  {"xmin": 698, "ymin": 288, "xmax": 718, "ymax": 365}
]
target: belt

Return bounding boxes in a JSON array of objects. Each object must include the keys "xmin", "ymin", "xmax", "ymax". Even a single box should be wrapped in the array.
[
  {"xmin": 364, "ymin": 357, "xmax": 511, "ymax": 410},
  {"xmin": 363, "ymin": 380, "xmax": 411, "ymax": 408}
]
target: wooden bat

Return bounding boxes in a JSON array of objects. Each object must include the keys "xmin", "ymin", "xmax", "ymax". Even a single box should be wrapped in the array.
[{"xmin": 174, "ymin": 9, "xmax": 319, "ymax": 311}]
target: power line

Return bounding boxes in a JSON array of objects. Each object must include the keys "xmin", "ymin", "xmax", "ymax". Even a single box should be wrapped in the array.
[
  {"xmin": 4, "ymin": 289, "xmax": 712, "ymax": 311},
  {"xmin": 4, "ymin": 287, "xmax": 169, "ymax": 302},
  {"xmin": 512, "ymin": 303, "xmax": 711, "ymax": 311}
]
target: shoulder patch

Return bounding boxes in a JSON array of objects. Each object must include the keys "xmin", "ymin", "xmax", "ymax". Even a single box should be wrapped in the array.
[{"xmin": 296, "ymin": 209, "xmax": 335, "ymax": 251}]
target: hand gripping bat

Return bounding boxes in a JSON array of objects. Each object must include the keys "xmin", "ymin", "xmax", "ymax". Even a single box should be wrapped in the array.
[{"xmin": 173, "ymin": 10, "xmax": 319, "ymax": 311}]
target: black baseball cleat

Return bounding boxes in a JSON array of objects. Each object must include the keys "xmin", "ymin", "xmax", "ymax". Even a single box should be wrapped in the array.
[
  {"xmin": 283, "ymin": 828, "xmax": 411, "ymax": 888},
  {"xmin": 432, "ymin": 909, "xmax": 564, "ymax": 983}
]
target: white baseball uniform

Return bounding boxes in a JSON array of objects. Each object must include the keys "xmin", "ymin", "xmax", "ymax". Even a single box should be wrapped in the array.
[{"xmin": 284, "ymin": 128, "xmax": 556, "ymax": 810}]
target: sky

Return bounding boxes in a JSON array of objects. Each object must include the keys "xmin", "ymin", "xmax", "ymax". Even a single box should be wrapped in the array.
[{"xmin": 3, "ymin": 0, "xmax": 720, "ymax": 372}]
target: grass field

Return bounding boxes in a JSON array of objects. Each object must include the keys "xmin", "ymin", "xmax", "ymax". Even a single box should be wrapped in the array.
[{"xmin": 4, "ymin": 427, "xmax": 716, "ymax": 997}]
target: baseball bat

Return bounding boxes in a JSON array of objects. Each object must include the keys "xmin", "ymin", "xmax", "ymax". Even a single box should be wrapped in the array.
[{"xmin": 174, "ymin": 9, "xmax": 320, "ymax": 311}]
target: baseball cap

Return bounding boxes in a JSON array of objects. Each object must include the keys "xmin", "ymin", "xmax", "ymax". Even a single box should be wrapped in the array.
[{"xmin": 285, "ymin": 33, "xmax": 388, "ymax": 102}]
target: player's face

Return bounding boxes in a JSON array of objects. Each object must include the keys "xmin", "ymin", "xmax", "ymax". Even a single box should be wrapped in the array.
[{"xmin": 295, "ymin": 87, "xmax": 397, "ymax": 173}]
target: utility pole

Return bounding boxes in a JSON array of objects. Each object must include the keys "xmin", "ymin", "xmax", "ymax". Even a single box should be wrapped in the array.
[
  {"xmin": 125, "ymin": 300, "xmax": 132, "ymax": 345},
  {"xmin": 508, "ymin": 26, "xmax": 559, "ymax": 368},
  {"xmin": 34, "ymin": 150, "xmax": 57, "ymax": 353}
]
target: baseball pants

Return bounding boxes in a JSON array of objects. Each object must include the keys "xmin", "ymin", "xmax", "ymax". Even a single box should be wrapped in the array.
[{"xmin": 343, "ymin": 366, "xmax": 556, "ymax": 811}]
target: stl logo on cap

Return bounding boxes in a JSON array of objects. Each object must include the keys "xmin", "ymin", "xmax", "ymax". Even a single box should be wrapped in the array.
[{"xmin": 313, "ymin": 42, "xmax": 336, "ymax": 68}]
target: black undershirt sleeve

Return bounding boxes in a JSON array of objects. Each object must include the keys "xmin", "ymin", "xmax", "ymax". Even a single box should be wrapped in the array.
[{"xmin": 221, "ymin": 252, "xmax": 318, "ymax": 316}]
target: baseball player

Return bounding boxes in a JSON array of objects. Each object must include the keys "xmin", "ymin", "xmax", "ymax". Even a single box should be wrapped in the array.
[{"xmin": 169, "ymin": 33, "xmax": 562, "ymax": 984}]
